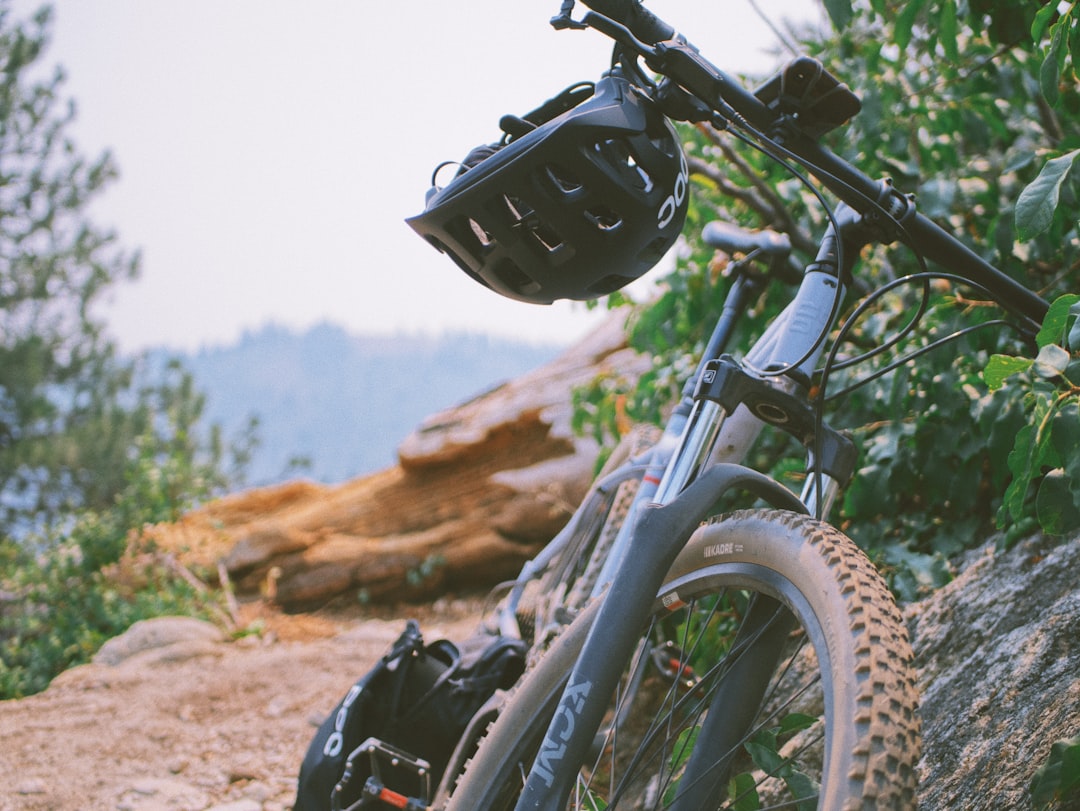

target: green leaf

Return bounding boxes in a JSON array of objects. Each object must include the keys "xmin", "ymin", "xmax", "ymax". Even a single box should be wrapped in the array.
[
  {"xmin": 1055, "ymin": 402, "xmax": 1080, "ymax": 480},
  {"xmin": 940, "ymin": 0, "xmax": 959, "ymax": 62},
  {"xmin": 984, "ymin": 354, "xmax": 1034, "ymax": 390},
  {"xmin": 1036, "ymin": 469, "xmax": 1080, "ymax": 534},
  {"xmin": 1072, "ymin": 15, "xmax": 1080, "ymax": 81},
  {"xmin": 1030, "ymin": 734, "xmax": 1080, "ymax": 807},
  {"xmin": 1036, "ymin": 293, "xmax": 1080, "ymax": 348},
  {"xmin": 779, "ymin": 713, "xmax": 818, "ymax": 736},
  {"xmin": 884, "ymin": 545, "xmax": 951, "ymax": 600},
  {"xmin": 1002, "ymin": 423, "xmax": 1038, "ymax": 522},
  {"xmin": 1068, "ymin": 302, "xmax": 1080, "ymax": 351},
  {"xmin": 895, "ymin": 0, "xmax": 927, "ymax": 51},
  {"xmin": 1032, "ymin": 2, "xmax": 1058, "ymax": 44},
  {"xmin": 747, "ymin": 738, "xmax": 785, "ymax": 776},
  {"xmin": 1004, "ymin": 145, "xmax": 1037, "ymax": 175},
  {"xmin": 1041, "ymin": 20, "xmax": 1067, "ymax": 104},
  {"xmin": 822, "ymin": 0, "xmax": 853, "ymax": 31},
  {"xmin": 1034, "ymin": 344, "xmax": 1072, "ymax": 379},
  {"xmin": 782, "ymin": 770, "xmax": 820, "ymax": 811},
  {"xmin": 1017, "ymin": 149, "xmax": 1080, "ymax": 241},
  {"xmin": 729, "ymin": 772, "xmax": 761, "ymax": 811},
  {"xmin": 1033, "ymin": 395, "xmax": 1059, "ymax": 471},
  {"xmin": 669, "ymin": 725, "xmax": 700, "ymax": 773}
]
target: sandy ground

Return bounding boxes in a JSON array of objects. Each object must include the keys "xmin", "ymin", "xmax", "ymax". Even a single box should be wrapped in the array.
[{"xmin": 0, "ymin": 598, "xmax": 487, "ymax": 811}]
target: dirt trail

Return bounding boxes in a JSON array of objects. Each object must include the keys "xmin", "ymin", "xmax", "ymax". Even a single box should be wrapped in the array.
[{"xmin": 0, "ymin": 600, "xmax": 485, "ymax": 811}]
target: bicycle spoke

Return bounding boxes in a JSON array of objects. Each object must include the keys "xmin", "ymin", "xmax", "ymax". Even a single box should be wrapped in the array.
[{"xmin": 563, "ymin": 587, "xmax": 826, "ymax": 810}]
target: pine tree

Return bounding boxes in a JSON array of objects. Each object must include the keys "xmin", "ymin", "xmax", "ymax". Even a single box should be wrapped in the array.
[{"xmin": 0, "ymin": 3, "xmax": 240, "ymax": 536}]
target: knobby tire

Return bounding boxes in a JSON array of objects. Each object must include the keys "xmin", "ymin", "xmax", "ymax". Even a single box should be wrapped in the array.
[{"xmin": 444, "ymin": 509, "xmax": 921, "ymax": 810}]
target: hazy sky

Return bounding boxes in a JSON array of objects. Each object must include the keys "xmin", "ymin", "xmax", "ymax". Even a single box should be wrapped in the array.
[{"xmin": 20, "ymin": 0, "xmax": 824, "ymax": 352}]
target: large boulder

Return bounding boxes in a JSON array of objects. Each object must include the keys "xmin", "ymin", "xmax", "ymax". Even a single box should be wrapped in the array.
[{"xmin": 911, "ymin": 532, "xmax": 1080, "ymax": 809}]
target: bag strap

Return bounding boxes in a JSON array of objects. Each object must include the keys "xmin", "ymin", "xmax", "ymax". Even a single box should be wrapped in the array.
[{"xmin": 381, "ymin": 620, "xmax": 430, "ymax": 719}]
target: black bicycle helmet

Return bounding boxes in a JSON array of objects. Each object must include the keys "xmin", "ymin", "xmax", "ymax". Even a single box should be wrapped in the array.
[{"xmin": 406, "ymin": 74, "xmax": 689, "ymax": 305}]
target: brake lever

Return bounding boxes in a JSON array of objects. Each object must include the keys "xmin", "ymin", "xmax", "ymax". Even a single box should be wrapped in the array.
[
  {"xmin": 580, "ymin": 11, "xmax": 658, "ymax": 58},
  {"xmin": 550, "ymin": 0, "xmax": 588, "ymax": 30},
  {"xmin": 704, "ymin": 221, "xmax": 802, "ymax": 286}
]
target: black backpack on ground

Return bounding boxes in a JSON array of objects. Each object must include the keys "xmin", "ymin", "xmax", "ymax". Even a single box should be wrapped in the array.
[{"xmin": 294, "ymin": 619, "xmax": 525, "ymax": 811}]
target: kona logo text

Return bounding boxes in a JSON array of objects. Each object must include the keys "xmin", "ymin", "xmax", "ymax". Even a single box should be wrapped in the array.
[{"xmin": 532, "ymin": 677, "xmax": 593, "ymax": 787}]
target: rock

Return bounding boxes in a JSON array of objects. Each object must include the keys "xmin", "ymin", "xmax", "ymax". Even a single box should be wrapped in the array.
[
  {"xmin": 115, "ymin": 778, "xmax": 209, "ymax": 811},
  {"xmin": 910, "ymin": 532, "xmax": 1080, "ymax": 809},
  {"xmin": 15, "ymin": 779, "xmax": 46, "ymax": 795},
  {"xmin": 93, "ymin": 617, "xmax": 225, "ymax": 667}
]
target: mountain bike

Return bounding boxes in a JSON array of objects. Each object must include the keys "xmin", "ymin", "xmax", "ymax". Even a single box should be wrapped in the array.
[{"xmin": 405, "ymin": 1, "xmax": 1051, "ymax": 808}]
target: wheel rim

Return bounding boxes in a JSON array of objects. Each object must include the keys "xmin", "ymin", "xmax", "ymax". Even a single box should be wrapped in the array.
[{"xmin": 570, "ymin": 567, "xmax": 831, "ymax": 810}]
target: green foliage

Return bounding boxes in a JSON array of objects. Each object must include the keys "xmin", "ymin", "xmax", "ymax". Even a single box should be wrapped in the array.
[
  {"xmin": 0, "ymin": 2, "xmax": 250, "ymax": 699},
  {"xmin": 406, "ymin": 553, "xmax": 447, "ymax": 588},
  {"xmin": 983, "ymin": 295, "xmax": 1080, "ymax": 538},
  {"xmin": 794, "ymin": 0, "xmax": 1079, "ymax": 581},
  {"xmin": 1031, "ymin": 734, "xmax": 1080, "ymax": 810},
  {"xmin": 0, "ymin": 407, "xmax": 230, "ymax": 699},
  {"xmin": 745, "ymin": 717, "xmax": 818, "ymax": 811},
  {"xmin": 1033, "ymin": 1, "xmax": 1080, "ymax": 108},
  {"xmin": 1017, "ymin": 149, "xmax": 1080, "ymax": 241},
  {"xmin": 572, "ymin": 0, "xmax": 1079, "ymax": 599},
  {"xmin": 725, "ymin": 714, "xmax": 819, "ymax": 810}
]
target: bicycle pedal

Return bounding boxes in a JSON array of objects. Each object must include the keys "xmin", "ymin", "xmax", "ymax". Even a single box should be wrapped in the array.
[
  {"xmin": 650, "ymin": 641, "xmax": 699, "ymax": 690},
  {"xmin": 331, "ymin": 737, "xmax": 431, "ymax": 811}
]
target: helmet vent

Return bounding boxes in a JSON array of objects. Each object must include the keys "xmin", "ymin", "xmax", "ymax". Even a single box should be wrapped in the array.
[
  {"xmin": 585, "ymin": 206, "xmax": 621, "ymax": 231},
  {"xmin": 629, "ymin": 157, "xmax": 654, "ymax": 193},
  {"xmin": 445, "ymin": 215, "xmax": 492, "ymax": 261},
  {"xmin": 503, "ymin": 194, "xmax": 534, "ymax": 223},
  {"xmin": 494, "ymin": 258, "xmax": 541, "ymax": 296},
  {"xmin": 531, "ymin": 223, "xmax": 564, "ymax": 252},
  {"xmin": 587, "ymin": 273, "xmax": 637, "ymax": 296},
  {"xmin": 545, "ymin": 164, "xmax": 583, "ymax": 195},
  {"xmin": 595, "ymin": 139, "xmax": 654, "ymax": 193},
  {"xmin": 638, "ymin": 235, "xmax": 671, "ymax": 266},
  {"xmin": 469, "ymin": 219, "xmax": 494, "ymax": 246},
  {"xmin": 502, "ymin": 193, "xmax": 564, "ymax": 252}
]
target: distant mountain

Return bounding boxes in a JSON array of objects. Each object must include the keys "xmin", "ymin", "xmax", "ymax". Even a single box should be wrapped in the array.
[{"xmin": 156, "ymin": 323, "xmax": 565, "ymax": 487}]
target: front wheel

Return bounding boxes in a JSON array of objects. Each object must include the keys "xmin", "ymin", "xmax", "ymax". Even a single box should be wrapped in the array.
[{"xmin": 444, "ymin": 509, "xmax": 921, "ymax": 810}]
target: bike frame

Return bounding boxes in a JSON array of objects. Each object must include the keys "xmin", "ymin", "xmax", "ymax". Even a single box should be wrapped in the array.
[
  {"xmin": 490, "ymin": 3, "xmax": 1051, "ymax": 808},
  {"xmin": 508, "ymin": 223, "xmax": 845, "ymax": 810}
]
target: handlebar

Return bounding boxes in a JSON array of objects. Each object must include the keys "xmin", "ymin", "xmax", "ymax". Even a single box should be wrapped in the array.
[
  {"xmin": 573, "ymin": 0, "xmax": 1049, "ymax": 330},
  {"xmin": 578, "ymin": 0, "xmax": 673, "ymax": 43}
]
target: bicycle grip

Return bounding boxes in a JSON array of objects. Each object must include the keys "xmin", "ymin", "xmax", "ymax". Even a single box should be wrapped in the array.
[
  {"xmin": 579, "ymin": 0, "xmax": 675, "ymax": 43},
  {"xmin": 703, "ymin": 221, "xmax": 791, "ymax": 258}
]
